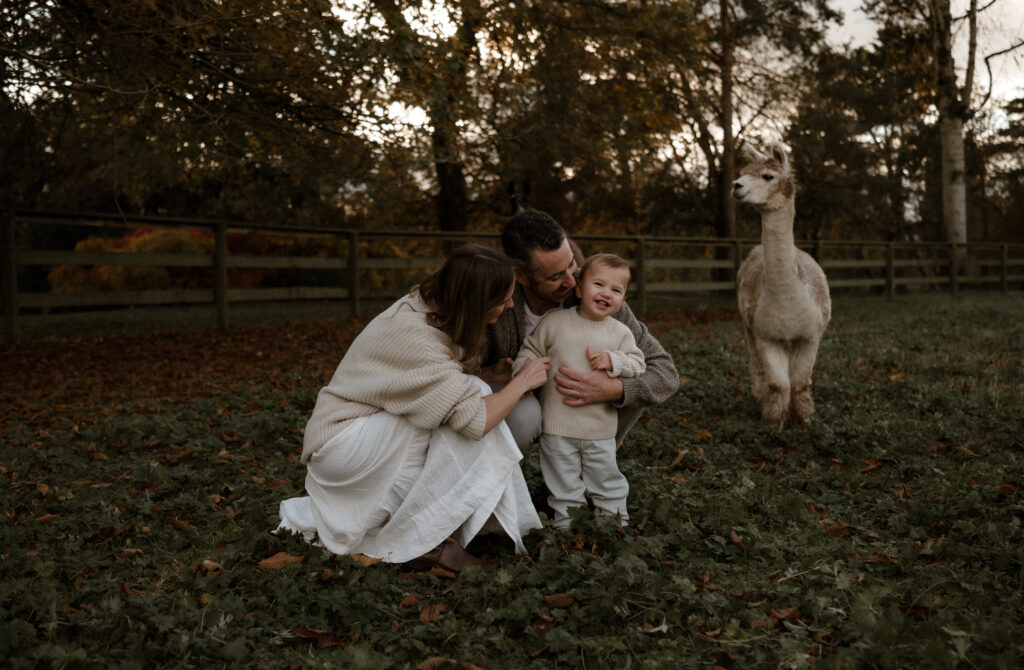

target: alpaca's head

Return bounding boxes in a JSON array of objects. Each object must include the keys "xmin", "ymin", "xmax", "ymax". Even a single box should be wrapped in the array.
[{"xmin": 733, "ymin": 141, "xmax": 795, "ymax": 211}]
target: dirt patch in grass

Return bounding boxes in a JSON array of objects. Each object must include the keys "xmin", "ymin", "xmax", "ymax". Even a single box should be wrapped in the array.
[
  {"xmin": 1, "ymin": 306, "xmax": 736, "ymax": 430},
  {"xmin": 1, "ymin": 317, "xmax": 370, "ymax": 429}
]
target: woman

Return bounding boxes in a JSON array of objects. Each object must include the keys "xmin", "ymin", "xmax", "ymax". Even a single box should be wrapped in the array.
[{"xmin": 278, "ymin": 244, "xmax": 550, "ymax": 570}]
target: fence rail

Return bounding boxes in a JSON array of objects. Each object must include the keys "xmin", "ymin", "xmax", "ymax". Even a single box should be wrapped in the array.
[{"xmin": 4, "ymin": 210, "xmax": 1024, "ymax": 343}]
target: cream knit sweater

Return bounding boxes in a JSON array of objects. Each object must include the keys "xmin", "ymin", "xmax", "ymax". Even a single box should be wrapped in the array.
[
  {"xmin": 513, "ymin": 308, "xmax": 645, "ymax": 440},
  {"xmin": 301, "ymin": 294, "xmax": 487, "ymax": 463}
]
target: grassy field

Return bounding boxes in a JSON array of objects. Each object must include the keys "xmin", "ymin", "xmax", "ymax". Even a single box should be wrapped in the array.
[{"xmin": 2, "ymin": 291, "xmax": 1022, "ymax": 669}]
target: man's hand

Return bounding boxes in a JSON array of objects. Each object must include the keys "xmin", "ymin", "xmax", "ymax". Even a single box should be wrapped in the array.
[
  {"xmin": 586, "ymin": 346, "xmax": 612, "ymax": 372},
  {"xmin": 555, "ymin": 365, "xmax": 624, "ymax": 406},
  {"xmin": 480, "ymin": 357, "xmax": 514, "ymax": 384}
]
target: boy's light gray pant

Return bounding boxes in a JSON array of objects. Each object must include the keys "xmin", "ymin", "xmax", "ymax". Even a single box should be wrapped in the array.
[{"xmin": 539, "ymin": 434, "xmax": 629, "ymax": 529}]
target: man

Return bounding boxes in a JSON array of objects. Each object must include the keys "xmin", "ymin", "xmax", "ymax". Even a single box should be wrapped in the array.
[{"xmin": 481, "ymin": 207, "xmax": 680, "ymax": 449}]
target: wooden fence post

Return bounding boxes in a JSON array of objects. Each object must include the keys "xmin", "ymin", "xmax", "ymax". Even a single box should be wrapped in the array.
[
  {"xmin": 635, "ymin": 236, "xmax": 647, "ymax": 317},
  {"xmin": 2, "ymin": 211, "xmax": 17, "ymax": 345},
  {"xmin": 214, "ymin": 223, "xmax": 228, "ymax": 329},
  {"xmin": 1002, "ymin": 244, "xmax": 1009, "ymax": 294},
  {"xmin": 348, "ymin": 230, "xmax": 360, "ymax": 317},
  {"xmin": 733, "ymin": 240, "xmax": 742, "ymax": 282},
  {"xmin": 886, "ymin": 242, "xmax": 895, "ymax": 299},
  {"xmin": 950, "ymin": 242, "xmax": 959, "ymax": 297}
]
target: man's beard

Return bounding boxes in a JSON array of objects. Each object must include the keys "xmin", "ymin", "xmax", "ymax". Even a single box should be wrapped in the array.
[{"xmin": 550, "ymin": 284, "xmax": 574, "ymax": 302}]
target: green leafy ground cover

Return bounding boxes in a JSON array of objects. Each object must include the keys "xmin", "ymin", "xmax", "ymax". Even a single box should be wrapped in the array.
[{"xmin": 2, "ymin": 292, "xmax": 1023, "ymax": 669}]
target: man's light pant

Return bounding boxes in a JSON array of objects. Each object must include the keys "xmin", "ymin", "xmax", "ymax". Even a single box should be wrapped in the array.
[{"xmin": 539, "ymin": 434, "xmax": 629, "ymax": 529}]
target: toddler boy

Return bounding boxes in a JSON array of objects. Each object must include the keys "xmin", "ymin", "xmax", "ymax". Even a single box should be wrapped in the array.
[{"xmin": 513, "ymin": 253, "xmax": 645, "ymax": 529}]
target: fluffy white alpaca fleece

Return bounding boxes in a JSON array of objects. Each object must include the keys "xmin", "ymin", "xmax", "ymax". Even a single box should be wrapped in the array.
[{"xmin": 734, "ymin": 140, "xmax": 831, "ymax": 428}]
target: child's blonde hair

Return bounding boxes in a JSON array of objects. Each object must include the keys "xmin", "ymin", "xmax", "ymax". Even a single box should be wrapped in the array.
[{"xmin": 580, "ymin": 253, "xmax": 631, "ymax": 288}]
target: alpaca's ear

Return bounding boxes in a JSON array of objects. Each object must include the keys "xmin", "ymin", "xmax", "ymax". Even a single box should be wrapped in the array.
[
  {"xmin": 739, "ymin": 141, "xmax": 766, "ymax": 163},
  {"xmin": 769, "ymin": 141, "xmax": 790, "ymax": 171}
]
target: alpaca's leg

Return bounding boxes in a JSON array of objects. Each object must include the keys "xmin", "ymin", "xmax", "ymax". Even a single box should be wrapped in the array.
[
  {"xmin": 756, "ymin": 339, "xmax": 790, "ymax": 428},
  {"xmin": 745, "ymin": 328, "xmax": 769, "ymax": 405},
  {"xmin": 788, "ymin": 338, "xmax": 821, "ymax": 425}
]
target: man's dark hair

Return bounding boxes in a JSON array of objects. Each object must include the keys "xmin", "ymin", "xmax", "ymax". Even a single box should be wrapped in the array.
[{"xmin": 500, "ymin": 208, "xmax": 566, "ymax": 270}]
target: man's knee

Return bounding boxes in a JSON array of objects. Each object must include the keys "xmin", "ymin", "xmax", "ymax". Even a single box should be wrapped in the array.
[
  {"xmin": 615, "ymin": 405, "xmax": 646, "ymax": 448},
  {"xmin": 491, "ymin": 383, "xmax": 542, "ymax": 450}
]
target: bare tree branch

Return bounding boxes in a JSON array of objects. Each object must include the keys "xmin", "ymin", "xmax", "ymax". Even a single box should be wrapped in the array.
[
  {"xmin": 953, "ymin": 0, "xmax": 998, "ymax": 21},
  {"xmin": 963, "ymin": 0, "xmax": 977, "ymax": 105},
  {"xmin": 980, "ymin": 40, "xmax": 1024, "ymax": 108}
]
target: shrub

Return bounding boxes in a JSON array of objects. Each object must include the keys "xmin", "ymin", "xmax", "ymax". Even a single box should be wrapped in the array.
[{"xmin": 49, "ymin": 229, "xmax": 213, "ymax": 292}]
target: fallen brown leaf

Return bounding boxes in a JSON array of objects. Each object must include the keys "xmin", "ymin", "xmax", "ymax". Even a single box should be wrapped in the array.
[
  {"xmin": 768, "ymin": 607, "xmax": 803, "ymax": 626},
  {"xmin": 411, "ymin": 658, "xmax": 488, "ymax": 670},
  {"xmin": 293, "ymin": 626, "xmax": 344, "ymax": 649},
  {"xmin": 199, "ymin": 559, "xmax": 229, "ymax": 575},
  {"xmin": 543, "ymin": 593, "xmax": 576, "ymax": 608},
  {"xmin": 257, "ymin": 552, "xmax": 305, "ymax": 570},
  {"xmin": 842, "ymin": 553, "xmax": 903, "ymax": 573},
  {"xmin": 729, "ymin": 529, "xmax": 747, "ymax": 551},
  {"xmin": 428, "ymin": 566, "xmax": 457, "ymax": 579},
  {"xmin": 400, "ymin": 594, "xmax": 427, "ymax": 608},
  {"xmin": 532, "ymin": 614, "xmax": 557, "ymax": 634},
  {"xmin": 419, "ymin": 603, "xmax": 453, "ymax": 624},
  {"xmin": 265, "ymin": 478, "xmax": 294, "ymax": 491},
  {"xmin": 319, "ymin": 568, "xmax": 342, "ymax": 582},
  {"xmin": 825, "ymin": 520, "xmax": 855, "ymax": 538}
]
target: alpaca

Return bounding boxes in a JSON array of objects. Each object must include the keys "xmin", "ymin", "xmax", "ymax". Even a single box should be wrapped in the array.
[{"xmin": 734, "ymin": 141, "xmax": 831, "ymax": 428}]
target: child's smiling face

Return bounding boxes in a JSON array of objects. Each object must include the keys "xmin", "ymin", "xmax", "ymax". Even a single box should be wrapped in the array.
[{"xmin": 576, "ymin": 262, "xmax": 630, "ymax": 321}]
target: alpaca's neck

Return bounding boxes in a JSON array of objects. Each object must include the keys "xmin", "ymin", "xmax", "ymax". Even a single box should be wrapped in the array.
[{"xmin": 759, "ymin": 200, "xmax": 800, "ymax": 294}]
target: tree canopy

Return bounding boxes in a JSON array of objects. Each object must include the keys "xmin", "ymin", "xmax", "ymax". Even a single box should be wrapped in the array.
[{"xmin": 2, "ymin": 0, "xmax": 1021, "ymax": 242}]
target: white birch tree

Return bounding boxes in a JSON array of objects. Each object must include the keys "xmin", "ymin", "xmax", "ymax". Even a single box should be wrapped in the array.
[{"xmin": 869, "ymin": 0, "xmax": 1024, "ymax": 254}]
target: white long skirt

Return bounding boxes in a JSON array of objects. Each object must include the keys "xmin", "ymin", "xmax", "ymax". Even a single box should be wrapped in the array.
[{"xmin": 278, "ymin": 389, "xmax": 541, "ymax": 564}]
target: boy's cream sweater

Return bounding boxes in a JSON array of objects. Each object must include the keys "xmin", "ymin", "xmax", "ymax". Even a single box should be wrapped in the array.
[
  {"xmin": 301, "ymin": 294, "xmax": 486, "ymax": 463},
  {"xmin": 513, "ymin": 308, "xmax": 645, "ymax": 440}
]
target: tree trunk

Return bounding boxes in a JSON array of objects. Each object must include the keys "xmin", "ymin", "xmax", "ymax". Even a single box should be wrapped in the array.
[
  {"xmin": 431, "ymin": 0, "xmax": 480, "ymax": 233},
  {"xmin": 938, "ymin": 114, "xmax": 967, "ymax": 246},
  {"xmin": 716, "ymin": 0, "xmax": 736, "ymax": 240},
  {"xmin": 928, "ymin": 0, "xmax": 969, "ymax": 257},
  {"xmin": 432, "ymin": 125, "xmax": 469, "ymax": 233},
  {"xmin": 373, "ymin": 0, "xmax": 476, "ymax": 234},
  {"xmin": 883, "ymin": 132, "xmax": 906, "ymax": 239}
]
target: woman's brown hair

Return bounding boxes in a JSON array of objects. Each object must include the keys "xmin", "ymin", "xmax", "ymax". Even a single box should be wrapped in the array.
[{"xmin": 416, "ymin": 244, "xmax": 514, "ymax": 371}]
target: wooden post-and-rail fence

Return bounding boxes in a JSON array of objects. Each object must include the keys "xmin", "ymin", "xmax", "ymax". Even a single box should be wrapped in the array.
[{"xmin": 4, "ymin": 210, "xmax": 1024, "ymax": 344}]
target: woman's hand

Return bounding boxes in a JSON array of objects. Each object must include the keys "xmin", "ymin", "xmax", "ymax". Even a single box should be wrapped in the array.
[
  {"xmin": 513, "ymin": 356, "xmax": 550, "ymax": 392},
  {"xmin": 482, "ymin": 356, "xmax": 549, "ymax": 435}
]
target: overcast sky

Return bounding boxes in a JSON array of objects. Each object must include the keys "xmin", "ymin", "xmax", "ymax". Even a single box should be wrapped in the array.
[{"xmin": 826, "ymin": 0, "xmax": 1024, "ymax": 102}]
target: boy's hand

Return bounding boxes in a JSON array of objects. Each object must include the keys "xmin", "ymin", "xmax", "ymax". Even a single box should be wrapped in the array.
[{"xmin": 587, "ymin": 347, "xmax": 612, "ymax": 372}]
